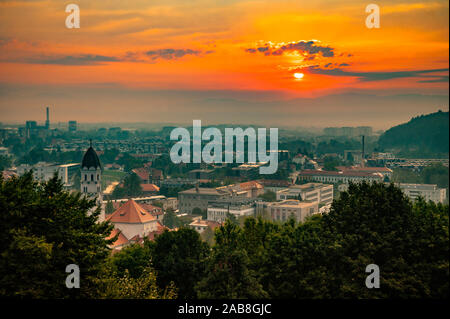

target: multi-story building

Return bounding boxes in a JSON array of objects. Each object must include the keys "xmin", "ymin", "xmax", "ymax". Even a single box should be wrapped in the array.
[
  {"xmin": 397, "ymin": 183, "xmax": 447, "ymax": 204},
  {"xmin": 16, "ymin": 162, "xmax": 80, "ymax": 186},
  {"xmin": 216, "ymin": 181, "xmax": 264, "ymax": 198},
  {"xmin": 258, "ymin": 200, "xmax": 318, "ymax": 223},
  {"xmin": 207, "ymin": 198, "xmax": 257, "ymax": 223},
  {"xmin": 276, "ymin": 183, "xmax": 333, "ymax": 205},
  {"xmin": 298, "ymin": 169, "xmax": 384, "ymax": 184},
  {"xmin": 179, "ymin": 181, "xmax": 264, "ymax": 214},
  {"xmin": 68, "ymin": 121, "xmax": 77, "ymax": 132},
  {"xmin": 178, "ymin": 186, "xmax": 230, "ymax": 214},
  {"xmin": 336, "ymin": 166, "xmax": 393, "ymax": 179}
]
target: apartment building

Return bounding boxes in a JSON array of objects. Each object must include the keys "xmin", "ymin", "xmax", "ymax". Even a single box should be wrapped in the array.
[
  {"xmin": 397, "ymin": 183, "xmax": 447, "ymax": 204},
  {"xmin": 276, "ymin": 183, "xmax": 333, "ymax": 205},
  {"xmin": 207, "ymin": 198, "xmax": 257, "ymax": 223},
  {"xmin": 261, "ymin": 200, "xmax": 319, "ymax": 223}
]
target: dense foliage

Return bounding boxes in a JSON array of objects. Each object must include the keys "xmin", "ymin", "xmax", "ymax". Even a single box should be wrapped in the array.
[
  {"xmin": 378, "ymin": 111, "xmax": 449, "ymax": 158},
  {"xmin": 0, "ymin": 172, "xmax": 114, "ymax": 298},
  {"xmin": 392, "ymin": 164, "xmax": 449, "ymax": 189},
  {"xmin": 1, "ymin": 173, "xmax": 448, "ymax": 299}
]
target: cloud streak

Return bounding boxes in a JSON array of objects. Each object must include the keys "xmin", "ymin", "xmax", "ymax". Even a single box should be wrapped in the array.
[
  {"xmin": 304, "ymin": 66, "xmax": 449, "ymax": 82},
  {"xmin": 3, "ymin": 48, "xmax": 214, "ymax": 65},
  {"xmin": 25, "ymin": 54, "xmax": 121, "ymax": 66},
  {"xmin": 145, "ymin": 48, "xmax": 213, "ymax": 60}
]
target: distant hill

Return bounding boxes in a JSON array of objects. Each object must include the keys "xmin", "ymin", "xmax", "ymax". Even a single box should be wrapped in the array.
[{"xmin": 378, "ymin": 110, "xmax": 449, "ymax": 158}]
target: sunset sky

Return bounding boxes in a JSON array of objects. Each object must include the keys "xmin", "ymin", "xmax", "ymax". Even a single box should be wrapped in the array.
[{"xmin": 0, "ymin": 0, "xmax": 448, "ymax": 129}]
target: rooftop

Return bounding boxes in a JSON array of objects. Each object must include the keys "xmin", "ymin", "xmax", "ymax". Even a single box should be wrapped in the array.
[{"xmin": 107, "ymin": 199, "xmax": 157, "ymax": 224}]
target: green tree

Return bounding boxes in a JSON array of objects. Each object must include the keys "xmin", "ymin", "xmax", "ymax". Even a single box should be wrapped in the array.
[
  {"xmin": 123, "ymin": 172, "xmax": 143, "ymax": 197},
  {"xmin": 0, "ymin": 155, "xmax": 12, "ymax": 171},
  {"xmin": 0, "ymin": 172, "xmax": 114, "ymax": 298},
  {"xmin": 200, "ymin": 226, "xmax": 215, "ymax": 246},
  {"xmin": 109, "ymin": 243, "xmax": 151, "ymax": 279},
  {"xmin": 319, "ymin": 182, "xmax": 449, "ymax": 298},
  {"xmin": 111, "ymin": 172, "xmax": 143, "ymax": 199},
  {"xmin": 192, "ymin": 207, "xmax": 207, "ymax": 219},
  {"xmin": 257, "ymin": 190, "xmax": 276, "ymax": 202},
  {"xmin": 150, "ymin": 227, "xmax": 209, "ymax": 299},
  {"xmin": 196, "ymin": 220, "xmax": 268, "ymax": 298},
  {"xmin": 162, "ymin": 208, "xmax": 181, "ymax": 229},
  {"xmin": 102, "ymin": 266, "xmax": 177, "ymax": 299},
  {"xmin": 105, "ymin": 200, "xmax": 115, "ymax": 215}
]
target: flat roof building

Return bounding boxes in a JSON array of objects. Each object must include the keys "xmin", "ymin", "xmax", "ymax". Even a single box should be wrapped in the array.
[
  {"xmin": 276, "ymin": 183, "xmax": 333, "ymax": 205},
  {"xmin": 397, "ymin": 183, "xmax": 447, "ymax": 204}
]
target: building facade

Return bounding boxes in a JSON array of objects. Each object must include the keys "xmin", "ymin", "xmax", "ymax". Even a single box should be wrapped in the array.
[
  {"xmin": 276, "ymin": 183, "xmax": 333, "ymax": 205},
  {"xmin": 398, "ymin": 183, "xmax": 447, "ymax": 204},
  {"xmin": 298, "ymin": 169, "xmax": 384, "ymax": 184},
  {"xmin": 258, "ymin": 200, "xmax": 318, "ymax": 223},
  {"xmin": 80, "ymin": 143, "xmax": 102, "ymax": 202},
  {"xmin": 207, "ymin": 198, "xmax": 256, "ymax": 223}
]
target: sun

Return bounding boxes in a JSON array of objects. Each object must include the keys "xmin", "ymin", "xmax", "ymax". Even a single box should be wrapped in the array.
[{"xmin": 294, "ymin": 73, "xmax": 304, "ymax": 79}]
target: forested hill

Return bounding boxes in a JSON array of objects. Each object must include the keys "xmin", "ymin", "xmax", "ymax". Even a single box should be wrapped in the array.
[{"xmin": 378, "ymin": 110, "xmax": 449, "ymax": 158}]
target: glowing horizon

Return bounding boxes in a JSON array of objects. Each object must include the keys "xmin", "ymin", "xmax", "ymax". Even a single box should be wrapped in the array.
[{"xmin": 0, "ymin": 0, "xmax": 448, "ymax": 128}]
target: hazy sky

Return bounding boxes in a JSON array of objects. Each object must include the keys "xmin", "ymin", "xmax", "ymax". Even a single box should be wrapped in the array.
[{"xmin": 0, "ymin": 0, "xmax": 448, "ymax": 129}]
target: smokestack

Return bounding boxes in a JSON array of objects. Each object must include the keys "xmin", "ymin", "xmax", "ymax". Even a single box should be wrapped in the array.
[
  {"xmin": 361, "ymin": 135, "xmax": 365, "ymax": 168},
  {"xmin": 45, "ymin": 107, "xmax": 50, "ymax": 129}
]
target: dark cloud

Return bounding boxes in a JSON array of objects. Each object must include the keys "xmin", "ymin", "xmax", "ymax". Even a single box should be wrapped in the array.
[
  {"xmin": 245, "ymin": 40, "xmax": 336, "ymax": 58},
  {"xmin": 418, "ymin": 75, "xmax": 449, "ymax": 83},
  {"xmin": 305, "ymin": 66, "xmax": 449, "ymax": 82},
  {"xmin": 145, "ymin": 48, "xmax": 204, "ymax": 60},
  {"xmin": 24, "ymin": 54, "xmax": 120, "ymax": 65},
  {"xmin": 4, "ymin": 48, "xmax": 213, "ymax": 65}
]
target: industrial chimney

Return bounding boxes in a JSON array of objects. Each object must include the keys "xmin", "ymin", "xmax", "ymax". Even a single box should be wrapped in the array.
[{"xmin": 45, "ymin": 107, "xmax": 50, "ymax": 130}]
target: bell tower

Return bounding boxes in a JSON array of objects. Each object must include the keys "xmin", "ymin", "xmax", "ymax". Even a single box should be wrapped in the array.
[{"xmin": 80, "ymin": 139, "xmax": 102, "ymax": 203}]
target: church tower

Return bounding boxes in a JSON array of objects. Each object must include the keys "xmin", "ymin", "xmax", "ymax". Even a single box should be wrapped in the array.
[{"xmin": 80, "ymin": 140, "xmax": 102, "ymax": 203}]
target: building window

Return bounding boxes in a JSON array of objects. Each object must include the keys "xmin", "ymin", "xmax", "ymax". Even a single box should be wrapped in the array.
[{"xmin": 91, "ymin": 174, "xmax": 94, "ymax": 181}]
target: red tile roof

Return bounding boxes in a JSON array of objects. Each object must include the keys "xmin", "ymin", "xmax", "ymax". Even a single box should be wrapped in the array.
[
  {"xmin": 140, "ymin": 203, "xmax": 163, "ymax": 215},
  {"xmin": 239, "ymin": 181, "xmax": 263, "ymax": 190},
  {"xmin": 128, "ymin": 222, "xmax": 168, "ymax": 243},
  {"xmin": 141, "ymin": 183, "xmax": 160, "ymax": 192},
  {"xmin": 107, "ymin": 199, "xmax": 157, "ymax": 224},
  {"xmin": 257, "ymin": 179, "xmax": 292, "ymax": 187},
  {"xmin": 106, "ymin": 229, "xmax": 129, "ymax": 248},
  {"xmin": 132, "ymin": 168, "xmax": 149, "ymax": 181}
]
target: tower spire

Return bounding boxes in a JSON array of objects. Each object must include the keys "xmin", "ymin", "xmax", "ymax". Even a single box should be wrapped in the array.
[{"xmin": 90, "ymin": 139, "xmax": 92, "ymax": 148}]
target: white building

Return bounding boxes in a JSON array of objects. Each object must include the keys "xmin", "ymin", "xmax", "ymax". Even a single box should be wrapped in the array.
[
  {"xmin": 16, "ymin": 162, "xmax": 80, "ymax": 186},
  {"xmin": 299, "ymin": 169, "xmax": 384, "ymax": 184},
  {"xmin": 276, "ymin": 183, "xmax": 333, "ymax": 205},
  {"xmin": 189, "ymin": 216, "xmax": 221, "ymax": 234},
  {"xmin": 107, "ymin": 199, "xmax": 160, "ymax": 240},
  {"xmin": 398, "ymin": 183, "xmax": 447, "ymax": 204},
  {"xmin": 207, "ymin": 199, "xmax": 256, "ymax": 223},
  {"xmin": 259, "ymin": 200, "xmax": 319, "ymax": 223}
]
